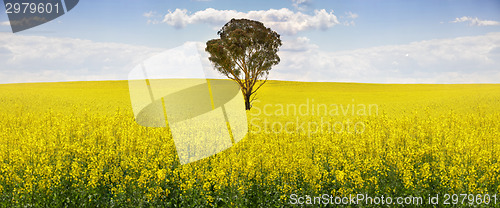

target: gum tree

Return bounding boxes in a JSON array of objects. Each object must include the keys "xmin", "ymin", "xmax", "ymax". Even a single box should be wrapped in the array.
[{"xmin": 206, "ymin": 18, "xmax": 282, "ymax": 110}]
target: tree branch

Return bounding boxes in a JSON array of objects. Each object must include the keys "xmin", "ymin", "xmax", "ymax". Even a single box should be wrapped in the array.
[{"xmin": 251, "ymin": 75, "xmax": 268, "ymax": 95}]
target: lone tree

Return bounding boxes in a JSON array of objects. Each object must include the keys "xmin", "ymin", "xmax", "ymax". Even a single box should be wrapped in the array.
[{"xmin": 206, "ymin": 18, "xmax": 282, "ymax": 110}]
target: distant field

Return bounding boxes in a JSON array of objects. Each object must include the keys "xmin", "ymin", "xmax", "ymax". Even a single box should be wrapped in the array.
[{"xmin": 0, "ymin": 80, "xmax": 499, "ymax": 207}]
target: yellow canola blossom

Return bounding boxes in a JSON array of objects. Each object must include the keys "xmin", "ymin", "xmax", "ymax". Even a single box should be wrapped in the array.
[{"xmin": 0, "ymin": 81, "xmax": 498, "ymax": 206}]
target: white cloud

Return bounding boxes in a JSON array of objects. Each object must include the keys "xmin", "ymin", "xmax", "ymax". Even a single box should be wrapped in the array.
[
  {"xmin": 0, "ymin": 32, "xmax": 163, "ymax": 84},
  {"xmin": 159, "ymin": 8, "xmax": 340, "ymax": 35},
  {"xmin": 1, "ymin": 32, "xmax": 499, "ymax": 84},
  {"xmin": 345, "ymin": 11, "xmax": 358, "ymax": 19},
  {"xmin": 144, "ymin": 11, "xmax": 161, "ymax": 24},
  {"xmin": 341, "ymin": 11, "xmax": 358, "ymax": 26},
  {"xmin": 451, "ymin": 16, "xmax": 500, "ymax": 26},
  {"xmin": 291, "ymin": 0, "xmax": 311, "ymax": 11},
  {"xmin": 0, "ymin": 21, "xmax": 10, "ymax": 26},
  {"xmin": 143, "ymin": 11, "xmax": 156, "ymax": 18},
  {"xmin": 271, "ymin": 32, "xmax": 500, "ymax": 83},
  {"xmin": 281, "ymin": 37, "xmax": 318, "ymax": 52}
]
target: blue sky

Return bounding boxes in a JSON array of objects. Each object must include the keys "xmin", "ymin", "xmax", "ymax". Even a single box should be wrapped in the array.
[{"xmin": 0, "ymin": 0, "xmax": 499, "ymax": 83}]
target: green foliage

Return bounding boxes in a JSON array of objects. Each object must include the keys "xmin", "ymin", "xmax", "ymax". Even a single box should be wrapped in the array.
[{"xmin": 206, "ymin": 18, "xmax": 282, "ymax": 110}]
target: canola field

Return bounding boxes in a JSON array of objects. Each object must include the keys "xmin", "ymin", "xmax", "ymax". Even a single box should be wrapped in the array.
[{"xmin": 0, "ymin": 80, "xmax": 499, "ymax": 207}]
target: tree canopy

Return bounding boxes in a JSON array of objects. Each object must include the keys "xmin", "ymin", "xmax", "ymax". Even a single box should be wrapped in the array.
[{"xmin": 206, "ymin": 18, "xmax": 282, "ymax": 110}]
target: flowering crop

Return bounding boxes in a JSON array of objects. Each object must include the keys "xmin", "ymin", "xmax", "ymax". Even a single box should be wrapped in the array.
[{"xmin": 0, "ymin": 81, "xmax": 499, "ymax": 207}]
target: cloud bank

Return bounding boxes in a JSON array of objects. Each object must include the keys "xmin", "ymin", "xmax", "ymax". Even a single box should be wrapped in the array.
[
  {"xmin": 0, "ymin": 32, "xmax": 162, "ymax": 83},
  {"xmin": 160, "ymin": 8, "xmax": 341, "ymax": 35},
  {"xmin": 0, "ymin": 32, "xmax": 499, "ymax": 84},
  {"xmin": 273, "ymin": 33, "xmax": 500, "ymax": 83}
]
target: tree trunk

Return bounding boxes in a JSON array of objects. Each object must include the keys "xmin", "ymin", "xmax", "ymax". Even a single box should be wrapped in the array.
[{"xmin": 244, "ymin": 91, "xmax": 252, "ymax": 110}]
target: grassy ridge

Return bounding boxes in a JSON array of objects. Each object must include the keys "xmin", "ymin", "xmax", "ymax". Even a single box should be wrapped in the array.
[{"xmin": 0, "ymin": 80, "xmax": 499, "ymax": 207}]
